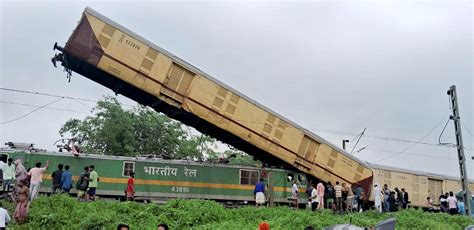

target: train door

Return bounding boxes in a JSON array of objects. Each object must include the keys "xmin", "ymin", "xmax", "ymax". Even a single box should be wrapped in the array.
[{"xmin": 428, "ymin": 179, "xmax": 442, "ymax": 205}]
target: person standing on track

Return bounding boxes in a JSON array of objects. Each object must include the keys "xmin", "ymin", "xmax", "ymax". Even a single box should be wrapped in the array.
[
  {"xmin": 325, "ymin": 182, "xmax": 334, "ymax": 210},
  {"xmin": 77, "ymin": 166, "xmax": 90, "ymax": 201},
  {"xmin": 51, "ymin": 164, "xmax": 64, "ymax": 194},
  {"xmin": 87, "ymin": 165, "xmax": 99, "ymax": 201},
  {"xmin": 447, "ymin": 191, "xmax": 458, "ymax": 215},
  {"xmin": 373, "ymin": 184, "xmax": 382, "ymax": 212},
  {"xmin": 291, "ymin": 180, "xmax": 299, "ymax": 209},
  {"xmin": 383, "ymin": 184, "xmax": 390, "ymax": 212},
  {"xmin": 60, "ymin": 165, "xmax": 73, "ymax": 193},
  {"xmin": 254, "ymin": 178, "xmax": 266, "ymax": 207},
  {"xmin": 126, "ymin": 172, "xmax": 135, "ymax": 201},
  {"xmin": 2, "ymin": 158, "xmax": 15, "ymax": 195},
  {"xmin": 27, "ymin": 160, "xmax": 49, "ymax": 201},
  {"xmin": 316, "ymin": 182, "xmax": 325, "ymax": 210},
  {"xmin": 310, "ymin": 183, "xmax": 318, "ymax": 211},
  {"xmin": 334, "ymin": 181, "xmax": 342, "ymax": 213}
]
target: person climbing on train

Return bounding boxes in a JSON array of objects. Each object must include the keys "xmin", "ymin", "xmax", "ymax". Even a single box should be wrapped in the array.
[
  {"xmin": 60, "ymin": 165, "xmax": 73, "ymax": 193},
  {"xmin": 51, "ymin": 164, "xmax": 64, "ymax": 194},
  {"xmin": 316, "ymin": 182, "xmax": 325, "ymax": 210},
  {"xmin": 27, "ymin": 160, "xmax": 49, "ymax": 201},
  {"xmin": 126, "ymin": 172, "xmax": 135, "ymax": 201},
  {"xmin": 87, "ymin": 165, "xmax": 100, "ymax": 201}
]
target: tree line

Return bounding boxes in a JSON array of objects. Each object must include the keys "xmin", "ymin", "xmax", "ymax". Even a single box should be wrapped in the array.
[{"xmin": 59, "ymin": 96, "xmax": 258, "ymax": 166}]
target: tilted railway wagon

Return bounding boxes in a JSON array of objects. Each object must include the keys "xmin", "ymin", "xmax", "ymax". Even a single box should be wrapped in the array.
[
  {"xmin": 52, "ymin": 7, "xmax": 373, "ymax": 194},
  {"xmin": 0, "ymin": 150, "xmax": 308, "ymax": 204}
]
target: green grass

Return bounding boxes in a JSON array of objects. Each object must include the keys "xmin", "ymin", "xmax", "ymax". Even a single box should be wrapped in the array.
[{"xmin": 4, "ymin": 195, "xmax": 473, "ymax": 229}]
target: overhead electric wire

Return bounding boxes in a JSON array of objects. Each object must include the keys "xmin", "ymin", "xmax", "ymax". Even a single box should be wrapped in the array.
[
  {"xmin": 0, "ymin": 100, "xmax": 89, "ymax": 114},
  {"xmin": 2, "ymin": 87, "xmax": 472, "ymax": 151},
  {"xmin": 372, "ymin": 113, "xmax": 450, "ymax": 163},
  {"xmin": 0, "ymin": 98, "xmax": 64, "ymax": 124}
]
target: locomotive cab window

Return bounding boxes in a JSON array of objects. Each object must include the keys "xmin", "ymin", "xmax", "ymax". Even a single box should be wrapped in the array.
[
  {"xmin": 240, "ymin": 169, "xmax": 259, "ymax": 185},
  {"xmin": 122, "ymin": 161, "xmax": 135, "ymax": 177}
]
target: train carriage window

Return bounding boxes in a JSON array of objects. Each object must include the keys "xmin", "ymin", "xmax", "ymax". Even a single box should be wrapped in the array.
[
  {"xmin": 240, "ymin": 169, "xmax": 259, "ymax": 185},
  {"xmin": 122, "ymin": 161, "xmax": 135, "ymax": 177}
]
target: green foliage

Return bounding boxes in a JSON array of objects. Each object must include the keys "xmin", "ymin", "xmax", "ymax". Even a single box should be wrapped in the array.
[{"xmin": 7, "ymin": 195, "xmax": 474, "ymax": 229}]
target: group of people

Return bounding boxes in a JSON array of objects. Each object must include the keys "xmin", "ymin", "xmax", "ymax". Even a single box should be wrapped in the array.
[
  {"xmin": 254, "ymin": 178, "xmax": 416, "ymax": 214},
  {"xmin": 305, "ymin": 181, "xmax": 368, "ymax": 213},
  {"xmin": 433, "ymin": 191, "xmax": 466, "ymax": 215},
  {"xmin": 373, "ymin": 184, "xmax": 410, "ymax": 212},
  {"xmin": 0, "ymin": 158, "xmax": 104, "ymax": 226}
]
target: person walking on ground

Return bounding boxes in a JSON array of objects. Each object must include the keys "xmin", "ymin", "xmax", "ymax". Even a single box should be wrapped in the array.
[
  {"xmin": 373, "ymin": 184, "xmax": 382, "ymax": 212},
  {"xmin": 2, "ymin": 158, "xmax": 15, "ymax": 194},
  {"xmin": 13, "ymin": 181, "xmax": 29, "ymax": 225},
  {"xmin": 77, "ymin": 166, "xmax": 90, "ymax": 201},
  {"xmin": 310, "ymin": 183, "xmax": 318, "ymax": 211},
  {"xmin": 325, "ymin": 182, "xmax": 334, "ymax": 210},
  {"xmin": 334, "ymin": 181, "xmax": 342, "ymax": 213},
  {"xmin": 401, "ymin": 188, "xmax": 409, "ymax": 209},
  {"xmin": 383, "ymin": 184, "xmax": 390, "ymax": 212},
  {"xmin": 60, "ymin": 165, "xmax": 73, "ymax": 193},
  {"xmin": 87, "ymin": 165, "xmax": 100, "ymax": 201},
  {"xmin": 51, "ymin": 164, "xmax": 64, "ymax": 194},
  {"xmin": 27, "ymin": 160, "xmax": 49, "ymax": 201},
  {"xmin": 447, "ymin": 191, "xmax": 458, "ymax": 215},
  {"xmin": 0, "ymin": 203, "xmax": 11, "ymax": 229},
  {"xmin": 316, "ymin": 182, "xmax": 325, "ymax": 210},
  {"xmin": 126, "ymin": 172, "xmax": 135, "ymax": 201}
]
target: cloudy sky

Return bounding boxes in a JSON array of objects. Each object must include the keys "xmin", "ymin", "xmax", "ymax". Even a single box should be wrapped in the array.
[{"xmin": 0, "ymin": 0, "xmax": 472, "ymax": 178}]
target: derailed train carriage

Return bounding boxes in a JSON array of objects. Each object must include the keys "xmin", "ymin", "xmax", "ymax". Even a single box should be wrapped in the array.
[
  {"xmin": 0, "ymin": 150, "xmax": 308, "ymax": 204},
  {"xmin": 51, "ymin": 7, "xmax": 374, "ymax": 196}
]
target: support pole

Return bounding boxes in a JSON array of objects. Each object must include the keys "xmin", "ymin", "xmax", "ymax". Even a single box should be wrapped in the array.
[{"xmin": 447, "ymin": 85, "xmax": 471, "ymax": 216}]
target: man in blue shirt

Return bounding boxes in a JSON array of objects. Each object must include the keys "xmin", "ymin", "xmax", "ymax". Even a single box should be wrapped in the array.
[
  {"xmin": 60, "ymin": 165, "xmax": 73, "ymax": 193},
  {"xmin": 254, "ymin": 178, "xmax": 265, "ymax": 207}
]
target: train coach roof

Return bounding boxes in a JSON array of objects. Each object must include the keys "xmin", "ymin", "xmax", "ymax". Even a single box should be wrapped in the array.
[
  {"xmin": 369, "ymin": 162, "xmax": 474, "ymax": 183},
  {"xmin": 0, "ymin": 149, "xmax": 292, "ymax": 172},
  {"xmin": 82, "ymin": 7, "xmax": 371, "ymax": 169}
]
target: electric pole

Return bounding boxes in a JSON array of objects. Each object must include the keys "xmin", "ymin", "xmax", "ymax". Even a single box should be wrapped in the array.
[{"xmin": 447, "ymin": 85, "xmax": 471, "ymax": 216}]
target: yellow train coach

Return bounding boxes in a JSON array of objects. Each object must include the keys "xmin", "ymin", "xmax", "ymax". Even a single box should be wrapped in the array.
[
  {"xmin": 370, "ymin": 163, "xmax": 474, "ymax": 208},
  {"xmin": 52, "ymin": 7, "xmax": 373, "ymax": 193}
]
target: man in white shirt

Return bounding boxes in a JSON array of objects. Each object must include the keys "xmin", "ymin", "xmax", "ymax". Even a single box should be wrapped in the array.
[
  {"xmin": 0, "ymin": 202, "xmax": 11, "ymax": 229},
  {"xmin": 2, "ymin": 158, "xmax": 15, "ymax": 194},
  {"xmin": 310, "ymin": 183, "xmax": 318, "ymax": 211},
  {"xmin": 291, "ymin": 180, "xmax": 299, "ymax": 209},
  {"xmin": 373, "ymin": 184, "xmax": 382, "ymax": 212}
]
